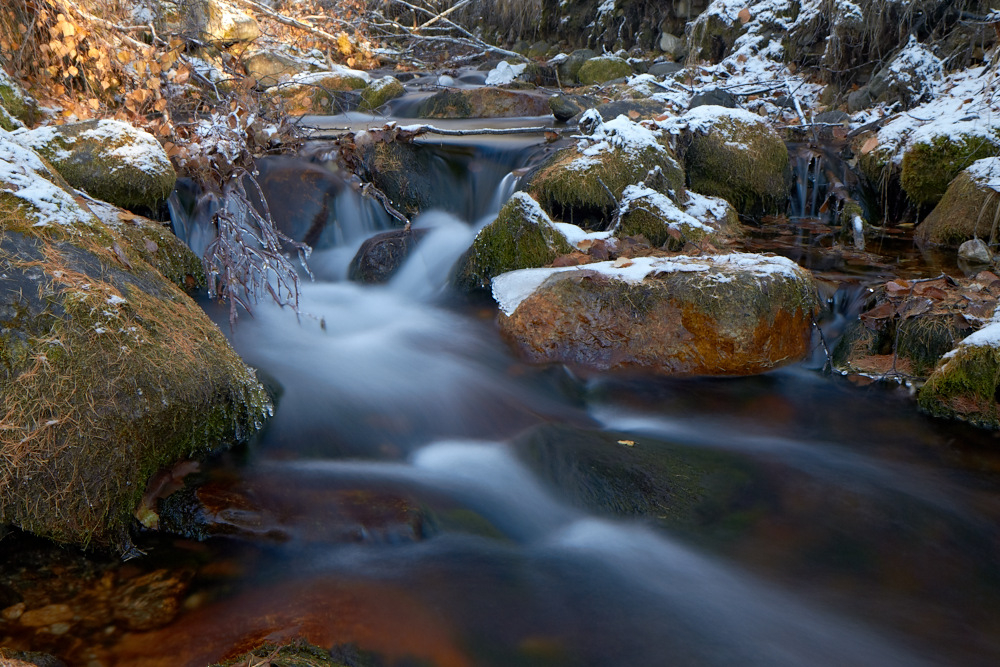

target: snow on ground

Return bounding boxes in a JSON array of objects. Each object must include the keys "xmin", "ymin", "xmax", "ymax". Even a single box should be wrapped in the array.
[
  {"xmin": 486, "ymin": 62, "xmax": 527, "ymax": 86},
  {"xmin": 0, "ymin": 130, "xmax": 93, "ymax": 228},
  {"xmin": 966, "ymin": 158, "xmax": 1000, "ymax": 193},
  {"xmin": 619, "ymin": 184, "xmax": 714, "ymax": 232}
]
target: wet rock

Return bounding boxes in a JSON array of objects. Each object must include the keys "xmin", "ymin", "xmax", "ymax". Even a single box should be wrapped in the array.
[
  {"xmin": 418, "ymin": 87, "xmax": 550, "ymax": 118},
  {"xmin": 351, "ymin": 137, "xmax": 445, "ymax": 217},
  {"xmin": 960, "ymin": 238, "xmax": 993, "ymax": 264},
  {"xmin": 832, "ymin": 275, "xmax": 996, "ymax": 382},
  {"xmin": 548, "ymin": 93, "xmax": 597, "ymax": 122},
  {"xmin": 577, "ymin": 56, "xmax": 633, "ymax": 85},
  {"xmin": 14, "ymin": 120, "xmax": 176, "ymax": 213},
  {"xmin": 0, "ymin": 69, "xmax": 37, "ymax": 131},
  {"xmin": 814, "ymin": 110, "xmax": 851, "ymax": 125},
  {"xmin": 455, "ymin": 192, "xmax": 572, "ymax": 292},
  {"xmin": 557, "ymin": 49, "xmax": 597, "ymax": 84},
  {"xmin": 0, "ymin": 650, "xmax": 66, "ymax": 667},
  {"xmin": 647, "ymin": 61, "xmax": 683, "ymax": 77},
  {"xmin": 493, "ymin": 252, "xmax": 818, "ymax": 376},
  {"xmin": 916, "ymin": 158, "xmax": 1000, "ymax": 246},
  {"xmin": 348, "ymin": 228, "xmax": 428, "ymax": 284},
  {"xmin": 270, "ymin": 68, "xmax": 370, "ymax": 115},
  {"xmin": 527, "ymin": 111, "xmax": 684, "ymax": 229},
  {"xmin": 359, "ymin": 75, "xmax": 405, "ymax": 112},
  {"xmin": 615, "ymin": 185, "xmax": 738, "ymax": 250},
  {"xmin": 0, "ymin": 133, "xmax": 270, "ymax": 550},
  {"xmin": 672, "ymin": 105, "xmax": 789, "ymax": 217},
  {"xmin": 251, "ymin": 155, "xmax": 346, "ymax": 248}
]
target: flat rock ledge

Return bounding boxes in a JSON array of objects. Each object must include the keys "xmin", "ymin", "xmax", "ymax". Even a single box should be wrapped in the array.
[{"xmin": 493, "ymin": 253, "xmax": 819, "ymax": 376}]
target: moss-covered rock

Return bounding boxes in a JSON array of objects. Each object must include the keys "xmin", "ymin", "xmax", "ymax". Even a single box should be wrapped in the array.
[
  {"xmin": 673, "ymin": 105, "xmax": 789, "ymax": 217},
  {"xmin": 455, "ymin": 191, "xmax": 572, "ymax": 292},
  {"xmin": 917, "ymin": 158, "xmax": 1000, "ymax": 246},
  {"xmin": 919, "ymin": 322, "xmax": 1000, "ymax": 429},
  {"xmin": 271, "ymin": 69, "xmax": 370, "ymax": 115},
  {"xmin": 900, "ymin": 133, "xmax": 1000, "ymax": 208},
  {"xmin": 527, "ymin": 112, "xmax": 685, "ymax": 229},
  {"xmin": 0, "ymin": 69, "xmax": 36, "ymax": 130},
  {"xmin": 494, "ymin": 252, "xmax": 819, "ymax": 376},
  {"xmin": 615, "ymin": 184, "xmax": 735, "ymax": 250},
  {"xmin": 686, "ymin": 6, "xmax": 745, "ymax": 63},
  {"xmin": 211, "ymin": 641, "xmax": 361, "ymax": 667},
  {"xmin": 577, "ymin": 56, "xmax": 633, "ymax": 85},
  {"xmin": 348, "ymin": 228, "xmax": 428, "ymax": 283},
  {"xmin": 418, "ymin": 87, "xmax": 550, "ymax": 119},
  {"xmin": 0, "ymin": 132, "xmax": 270, "ymax": 551},
  {"xmin": 13, "ymin": 120, "xmax": 176, "ymax": 213},
  {"xmin": 351, "ymin": 138, "xmax": 443, "ymax": 217},
  {"xmin": 188, "ymin": 0, "xmax": 261, "ymax": 43},
  {"xmin": 243, "ymin": 49, "xmax": 311, "ymax": 88},
  {"xmin": 359, "ymin": 76, "xmax": 405, "ymax": 112},
  {"xmin": 556, "ymin": 49, "xmax": 597, "ymax": 84}
]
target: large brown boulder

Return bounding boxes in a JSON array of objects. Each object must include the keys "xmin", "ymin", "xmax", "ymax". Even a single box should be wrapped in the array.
[
  {"xmin": 418, "ymin": 87, "xmax": 550, "ymax": 118},
  {"xmin": 493, "ymin": 252, "xmax": 818, "ymax": 376}
]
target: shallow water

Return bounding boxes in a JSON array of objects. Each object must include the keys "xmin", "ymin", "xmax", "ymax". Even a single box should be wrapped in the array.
[{"xmin": 6, "ymin": 127, "xmax": 1000, "ymax": 667}]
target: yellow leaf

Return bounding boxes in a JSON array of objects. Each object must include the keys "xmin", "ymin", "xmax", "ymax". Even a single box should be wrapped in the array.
[
  {"xmin": 87, "ymin": 98, "xmax": 99, "ymax": 110},
  {"xmin": 62, "ymin": 21, "xmax": 75, "ymax": 37},
  {"xmin": 154, "ymin": 98, "xmax": 168, "ymax": 112},
  {"xmin": 67, "ymin": 65, "xmax": 78, "ymax": 77}
]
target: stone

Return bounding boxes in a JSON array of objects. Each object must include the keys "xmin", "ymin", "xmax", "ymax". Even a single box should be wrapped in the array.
[
  {"xmin": 418, "ymin": 87, "xmax": 550, "ymax": 118},
  {"xmin": 454, "ymin": 192, "xmax": 572, "ymax": 292},
  {"xmin": 0, "ymin": 69, "xmax": 37, "ymax": 131},
  {"xmin": 14, "ymin": 120, "xmax": 176, "ymax": 213},
  {"xmin": 901, "ymin": 134, "xmax": 1000, "ymax": 208},
  {"xmin": 582, "ymin": 98, "xmax": 665, "ymax": 122},
  {"xmin": 557, "ymin": 49, "xmax": 597, "ymax": 84},
  {"xmin": 615, "ymin": 185, "xmax": 737, "ymax": 250},
  {"xmin": 577, "ymin": 56, "xmax": 633, "ymax": 85},
  {"xmin": 269, "ymin": 69, "xmax": 370, "ymax": 115},
  {"xmin": 959, "ymin": 238, "xmax": 993, "ymax": 264},
  {"xmin": 359, "ymin": 76, "xmax": 405, "ymax": 112},
  {"xmin": 348, "ymin": 228, "xmax": 428, "ymax": 283},
  {"xmin": 688, "ymin": 88, "xmax": 738, "ymax": 109},
  {"xmin": 527, "ymin": 112, "xmax": 685, "ymax": 230},
  {"xmin": 549, "ymin": 93, "xmax": 597, "ymax": 122},
  {"xmin": 647, "ymin": 61, "xmax": 683, "ymax": 77},
  {"xmin": 674, "ymin": 105, "xmax": 789, "ymax": 217},
  {"xmin": 658, "ymin": 32, "xmax": 686, "ymax": 59},
  {"xmin": 870, "ymin": 37, "xmax": 943, "ymax": 110},
  {"xmin": 493, "ymin": 252, "xmax": 819, "ymax": 376},
  {"xmin": 0, "ymin": 132, "xmax": 270, "ymax": 550},
  {"xmin": 243, "ymin": 50, "xmax": 310, "ymax": 88},
  {"xmin": 194, "ymin": 0, "xmax": 261, "ymax": 43}
]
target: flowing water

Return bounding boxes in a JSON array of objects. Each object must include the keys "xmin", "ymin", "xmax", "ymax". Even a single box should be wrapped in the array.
[{"xmin": 7, "ymin": 118, "xmax": 1000, "ymax": 666}]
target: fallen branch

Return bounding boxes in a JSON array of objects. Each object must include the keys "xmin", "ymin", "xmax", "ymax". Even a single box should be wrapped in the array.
[
  {"xmin": 231, "ymin": 0, "xmax": 350, "ymax": 46},
  {"xmin": 419, "ymin": 0, "xmax": 472, "ymax": 30},
  {"xmin": 305, "ymin": 124, "xmax": 564, "ymax": 139}
]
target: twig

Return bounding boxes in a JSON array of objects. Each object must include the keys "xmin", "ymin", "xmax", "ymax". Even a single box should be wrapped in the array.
[
  {"xmin": 361, "ymin": 183, "xmax": 411, "ymax": 230},
  {"xmin": 231, "ymin": 0, "xmax": 349, "ymax": 46},
  {"xmin": 305, "ymin": 124, "xmax": 564, "ymax": 139},
  {"xmin": 419, "ymin": 0, "xmax": 472, "ymax": 30}
]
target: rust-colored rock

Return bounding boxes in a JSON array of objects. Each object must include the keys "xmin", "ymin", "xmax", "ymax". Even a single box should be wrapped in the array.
[{"xmin": 493, "ymin": 253, "xmax": 818, "ymax": 376}]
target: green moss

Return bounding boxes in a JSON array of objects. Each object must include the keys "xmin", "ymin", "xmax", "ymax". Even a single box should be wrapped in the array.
[
  {"xmin": 919, "ymin": 342, "xmax": 1000, "ymax": 429},
  {"xmin": 577, "ymin": 56, "xmax": 633, "ymax": 85},
  {"xmin": 0, "ymin": 191, "xmax": 269, "ymax": 551},
  {"xmin": 528, "ymin": 144, "xmax": 685, "ymax": 230},
  {"xmin": 0, "ymin": 71, "xmax": 37, "ymax": 127},
  {"xmin": 111, "ymin": 216, "xmax": 206, "ymax": 292},
  {"xmin": 916, "ymin": 170, "xmax": 1000, "ymax": 246},
  {"xmin": 616, "ymin": 194, "xmax": 713, "ymax": 250},
  {"xmin": 359, "ymin": 76, "xmax": 405, "ymax": 112},
  {"xmin": 25, "ymin": 121, "xmax": 176, "ymax": 212},
  {"xmin": 419, "ymin": 89, "xmax": 473, "ymax": 118},
  {"xmin": 683, "ymin": 116, "xmax": 789, "ymax": 217},
  {"xmin": 901, "ymin": 133, "xmax": 1000, "ymax": 207},
  {"xmin": 896, "ymin": 316, "xmax": 973, "ymax": 377},
  {"xmin": 0, "ymin": 103, "xmax": 21, "ymax": 132},
  {"xmin": 456, "ymin": 193, "xmax": 572, "ymax": 292}
]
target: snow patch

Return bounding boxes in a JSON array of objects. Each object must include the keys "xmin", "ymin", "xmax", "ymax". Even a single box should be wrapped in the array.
[
  {"xmin": 966, "ymin": 158, "xmax": 1000, "ymax": 193},
  {"xmin": 0, "ymin": 131, "xmax": 93, "ymax": 228},
  {"xmin": 486, "ymin": 62, "xmax": 528, "ymax": 86},
  {"xmin": 619, "ymin": 184, "xmax": 713, "ymax": 232}
]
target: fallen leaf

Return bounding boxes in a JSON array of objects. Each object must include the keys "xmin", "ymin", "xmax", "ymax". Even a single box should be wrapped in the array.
[
  {"xmin": 628, "ymin": 110, "xmax": 640, "ymax": 120},
  {"xmin": 112, "ymin": 242, "xmax": 132, "ymax": 269},
  {"xmin": 861, "ymin": 135, "xmax": 879, "ymax": 154},
  {"xmin": 860, "ymin": 301, "xmax": 898, "ymax": 321},
  {"xmin": 144, "ymin": 239, "xmax": 159, "ymax": 253},
  {"xmin": 617, "ymin": 439, "xmax": 635, "ymax": 447},
  {"xmin": 613, "ymin": 257, "xmax": 633, "ymax": 268},
  {"xmin": 738, "ymin": 7, "xmax": 752, "ymax": 23},
  {"xmin": 885, "ymin": 279, "xmax": 912, "ymax": 293}
]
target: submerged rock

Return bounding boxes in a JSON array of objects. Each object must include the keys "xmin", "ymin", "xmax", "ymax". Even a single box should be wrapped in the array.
[
  {"xmin": 0, "ymin": 132, "xmax": 270, "ymax": 551},
  {"xmin": 527, "ymin": 112, "xmax": 684, "ymax": 229},
  {"xmin": 916, "ymin": 158, "xmax": 1000, "ymax": 246},
  {"xmin": 14, "ymin": 120, "xmax": 176, "ymax": 213},
  {"xmin": 493, "ymin": 252, "xmax": 818, "ymax": 376},
  {"xmin": 455, "ymin": 192, "xmax": 572, "ymax": 292},
  {"xmin": 667, "ymin": 105, "xmax": 789, "ymax": 217},
  {"xmin": 348, "ymin": 228, "xmax": 428, "ymax": 284}
]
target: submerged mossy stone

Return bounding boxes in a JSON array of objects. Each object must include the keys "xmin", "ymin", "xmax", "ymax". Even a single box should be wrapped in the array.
[
  {"xmin": 14, "ymin": 120, "xmax": 176, "ymax": 213},
  {"xmin": 917, "ymin": 160, "xmax": 1000, "ymax": 246},
  {"xmin": 418, "ymin": 87, "xmax": 550, "ymax": 118},
  {"xmin": 919, "ymin": 327, "xmax": 1000, "ymax": 429},
  {"xmin": 0, "ymin": 134, "xmax": 269, "ymax": 551},
  {"xmin": 455, "ymin": 192, "xmax": 572, "ymax": 292},
  {"xmin": 577, "ymin": 56, "xmax": 633, "ymax": 85},
  {"xmin": 527, "ymin": 114, "xmax": 685, "ymax": 230},
  {"xmin": 678, "ymin": 106, "xmax": 789, "ymax": 217},
  {"xmin": 494, "ymin": 253, "xmax": 819, "ymax": 376},
  {"xmin": 900, "ymin": 133, "xmax": 1000, "ymax": 208},
  {"xmin": 359, "ymin": 76, "xmax": 405, "ymax": 112}
]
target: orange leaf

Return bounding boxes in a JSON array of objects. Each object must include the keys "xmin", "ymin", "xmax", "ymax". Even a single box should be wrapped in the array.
[
  {"xmin": 861, "ymin": 136, "xmax": 879, "ymax": 155},
  {"xmin": 738, "ymin": 7, "xmax": 752, "ymax": 23}
]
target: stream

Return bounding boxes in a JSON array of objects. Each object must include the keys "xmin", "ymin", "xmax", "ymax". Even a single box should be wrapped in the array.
[{"xmin": 6, "ymin": 110, "xmax": 1000, "ymax": 666}]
